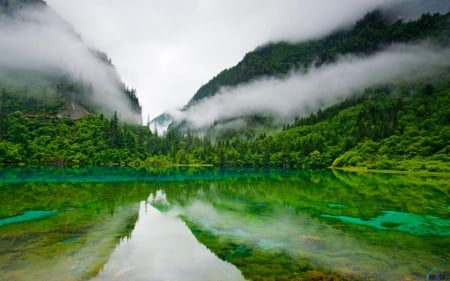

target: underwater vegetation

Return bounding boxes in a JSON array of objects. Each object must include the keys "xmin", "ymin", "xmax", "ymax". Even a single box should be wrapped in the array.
[{"xmin": 0, "ymin": 167, "xmax": 448, "ymax": 280}]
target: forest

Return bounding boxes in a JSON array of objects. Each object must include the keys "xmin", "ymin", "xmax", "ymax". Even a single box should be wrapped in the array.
[
  {"xmin": 0, "ymin": 10, "xmax": 449, "ymax": 173},
  {"xmin": 1, "ymin": 70, "xmax": 449, "ymax": 173}
]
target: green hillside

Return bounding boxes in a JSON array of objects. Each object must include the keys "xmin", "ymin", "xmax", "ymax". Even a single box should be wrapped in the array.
[
  {"xmin": 1, "ymin": 4, "xmax": 449, "ymax": 172},
  {"xmin": 207, "ymin": 73, "xmax": 450, "ymax": 172},
  {"xmin": 4, "ymin": 70, "xmax": 448, "ymax": 172},
  {"xmin": 187, "ymin": 11, "xmax": 450, "ymax": 107},
  {"xmin": 0, "ymin": 0, "xmax": 142, "ymax": 120},
  {"xmin": 145, "ymin": 71, "xmax": 450, "ymax": 173},
  {"xmin": 141, "ymin": 9, "xmax": 449, "ymax": 172},
  {"xmin": 0, "ymin": 0, "xmax": 148, "ymax": 165}
]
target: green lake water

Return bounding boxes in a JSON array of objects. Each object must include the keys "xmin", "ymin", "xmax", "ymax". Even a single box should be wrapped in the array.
[{"xmin": 0, "ymin": 167, "xmax": 448, "ymax": 281}]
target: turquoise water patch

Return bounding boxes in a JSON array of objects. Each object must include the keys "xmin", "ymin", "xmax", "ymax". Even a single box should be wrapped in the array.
[
  {"xmin": 0, "ymin": 210, "xmax": 57, "ymax": 227},
  {"xmin": 256, "ymin": 239, "xmax": 284, "ymax": 250},
  {"xmin": 321, "ymin": 211, "xmax": 450, "ymax": 236}
]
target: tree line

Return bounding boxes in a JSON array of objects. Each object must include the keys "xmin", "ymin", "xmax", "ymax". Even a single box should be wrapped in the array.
[
  {"xmin": 1, "ymin": 72, "xmax": 448, "ymax": 172},
  {"xmin": 1, "ymin": 10, "xmax": 449, "ymax": 171}
]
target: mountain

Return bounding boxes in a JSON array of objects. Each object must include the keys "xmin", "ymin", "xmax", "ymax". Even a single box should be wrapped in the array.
[
  {"xmin": 0, "ymin": 0, "xmax": 155, "ymax": 166},
  {"xmin": 0, "ymin": 0, "xmax": 142, "ymax": 123},
  {"xmin": 220, "ymin": 74, "xmax": 450, "ymax": 171},
  {"xmin": 141, "ymin": 6, "xmax": 450, "ymax": 172},
  {"xmin": 152, "ymin": 8, "xmax": 450, "ymax": 133},
  {"xmin": 144, "ymin": 67, "xmax": 450, "ymax": 172},
  {"xmin": 187, "ymin": 11, "xmax": 449, "ymax": 107},
  {"xmin": 1, "ymin": 2, "xmax": 449, "ymax": 171}
]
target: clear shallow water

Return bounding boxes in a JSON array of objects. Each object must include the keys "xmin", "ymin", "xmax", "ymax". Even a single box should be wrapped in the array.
[
  {"xmin": 321, "ymin": 211, "xmax": 450, "ymax": 236},
  {"xmin": 0, "ymin": 210, "xmax": 57, "ymax": 226},
  {"xmin": 0, "ymin": 167, "xmax": 448, "ymax": 281}
]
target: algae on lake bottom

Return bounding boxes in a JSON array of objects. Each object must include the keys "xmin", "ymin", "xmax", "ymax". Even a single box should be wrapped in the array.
[{"xmin": 0, "ymin": 168, "xmax": 448, "ymax": 281}]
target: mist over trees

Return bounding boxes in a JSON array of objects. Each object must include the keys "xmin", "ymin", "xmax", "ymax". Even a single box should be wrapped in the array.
[
  {"xmin": 163, "ymin": 11, "xmax": 450, "ymax": 131},
  {"xmin": 0, "ymin": 4, "xmax": 449, "ymax": 173},
  {"xmin": 0, "ymin": 0, "xmax": 142, "ymax": 123},
  {"xmin": 1, "ymin": 70, "xmax": 449, "ymax": 173}
]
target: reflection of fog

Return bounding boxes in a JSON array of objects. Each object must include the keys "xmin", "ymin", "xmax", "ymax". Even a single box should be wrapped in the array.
[
  {"xmin": 93, "ymin": 198, "xmax": 245, "ymax": 281},
  {"xmin": 170, "ymin": 197, "xmax": 439, "ymax": 281}
]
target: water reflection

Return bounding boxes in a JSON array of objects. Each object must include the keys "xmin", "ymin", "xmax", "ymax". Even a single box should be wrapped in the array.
[
  {"xmin": 0, "ymin": 204, "xmax": 140, "ymax": 281},
  {"xmin": 93, "ymin": 193, "xmax": 245, "ymax": 281},
  {"xmin": 155, "ymin": 173, "xmax": 449, "ymax": 281},
  {"xmin": 0, "ymin": 181, "xmax": 148, "ymax": 281},
  {"xmin": 168, "ymin": 196, "xmax": 402, "ymax": 280},
  {"xmin": 0, "ymin": 168, "xmax": 448, "ymax": 281}
]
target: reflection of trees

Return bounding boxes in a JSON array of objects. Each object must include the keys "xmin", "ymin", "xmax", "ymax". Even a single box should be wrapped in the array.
[
  {"xmin": 159, "ymin": 169, "xmax": 448, "ymax": 219},
  {"xmin": 0, "ymin": 180, "xmax": 149, "ymax": 281},
  {"xmin": 162, "ymin": 170, "xmax": 449, "ymax": 281},
  {"xmin": 1, "ymin": 168, "xmax": 448, "ymax": 280}
]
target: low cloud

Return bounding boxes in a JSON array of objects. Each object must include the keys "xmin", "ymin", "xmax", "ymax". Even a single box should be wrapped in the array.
[
  {"xmin": 48, "ymin": 0, "xmax": 439, "ymax": 120},
  {"xmin": 171, "ymin": 44, "xmax": 450, "ymax": 129},
  {"xmin": 0, "ymin": 5, "xmax": 140, "ymax": 122}
]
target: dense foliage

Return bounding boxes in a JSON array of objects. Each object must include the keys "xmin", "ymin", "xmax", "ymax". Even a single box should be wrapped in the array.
[
  {"xmin": 214, "ymin": 75, "xmax": 450, "ymax": 172},
  {"xmin": 2, "ymin": 71, "xmax": 448, "ymax": 172},
  {"xmin": 152, "ymin": 74, "xmax": 450, "ymax": 172},
  {"xmin": 187, "ymin": 11, "xmax": 450, "ymax": 107},
  {"xmin": 0, "ymin": 84, "xmax": 149, "ymax": 165},
  {"xmin": 0, "ymin": 9, "xmax": 449, "ymax": 172}
]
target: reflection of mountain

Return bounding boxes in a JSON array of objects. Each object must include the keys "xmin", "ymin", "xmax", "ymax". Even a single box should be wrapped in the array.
[
  {"xmin": 154, "ymin": 171, "xmax": 449, "ymax": 281},
  {"xmin": 0, "ymin": 181, "xmax": 150, "ymax": 281},
  {"xmin": 1, "ymin": 168, "xmax": 448, "ymax": 280},
  {"xmin": 94, "ymin": 199, "xmax": 245, "ymax": 281}
]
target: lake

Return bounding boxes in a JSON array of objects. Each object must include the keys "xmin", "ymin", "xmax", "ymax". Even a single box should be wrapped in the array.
[{"xmin": 0, "ymin": 167, "xmax": 448, "ymax": 281}]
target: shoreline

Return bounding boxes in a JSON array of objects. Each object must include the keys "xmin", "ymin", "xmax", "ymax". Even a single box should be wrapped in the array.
[
  {"xmin": 332, "ymin": 166, "xmax": 450, "ymax": 177},
  {"xmin": 1, "ymin": 163, "xmax": 450, "ymax": 178}
]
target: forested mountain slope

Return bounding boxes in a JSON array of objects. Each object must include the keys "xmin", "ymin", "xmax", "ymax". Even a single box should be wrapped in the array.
[
  {"xmin": 0, "ymin": 0, "xmax": 148, "ymax": 165},
  {"xmin": 1, "ymin": 3, "xmax": 449, "ymax": 172},
  {"xmin": 145, "ymin": 71, "xmax": 449, "ymax": 172},
  {"xmin": 187, "ymin": 10, "xmax": 450, "ymax": 107},
  {"xmin": 144, "ymin": 9, "xmax": 450, "ymax": 172},
  {"xmin": 209, "ymin": 73, "xmax": 450, "ymax": 171},
  {"xmin": 151, "ymin": 10, "xmax": 450, "ymax": 133},
  {"xmin": 0, "ymin": 0, "xmax": 141, "ymax": 122}
]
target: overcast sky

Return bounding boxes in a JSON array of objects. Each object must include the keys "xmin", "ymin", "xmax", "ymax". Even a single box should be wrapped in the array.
[{"xmin": 46, "ymin": 0, "xmax": 405, "ymax": 121}]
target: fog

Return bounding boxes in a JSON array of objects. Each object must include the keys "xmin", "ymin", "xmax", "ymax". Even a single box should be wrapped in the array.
[
  {"xmin": 47, "ymin": 0, "xmax": 430, "ymax": 120},
  {"xmin": 171, "ymin": 44, "xmax": 450, "ymax": 129},
  {"xmin": 0, "ymin": 5, "xmax": 141, "ymax": 122}
]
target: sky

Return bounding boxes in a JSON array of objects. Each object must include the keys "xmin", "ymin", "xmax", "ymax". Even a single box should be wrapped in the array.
[{"xmin": 44, "ymin": 0, "xmax": 412, "ymax": 122}]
